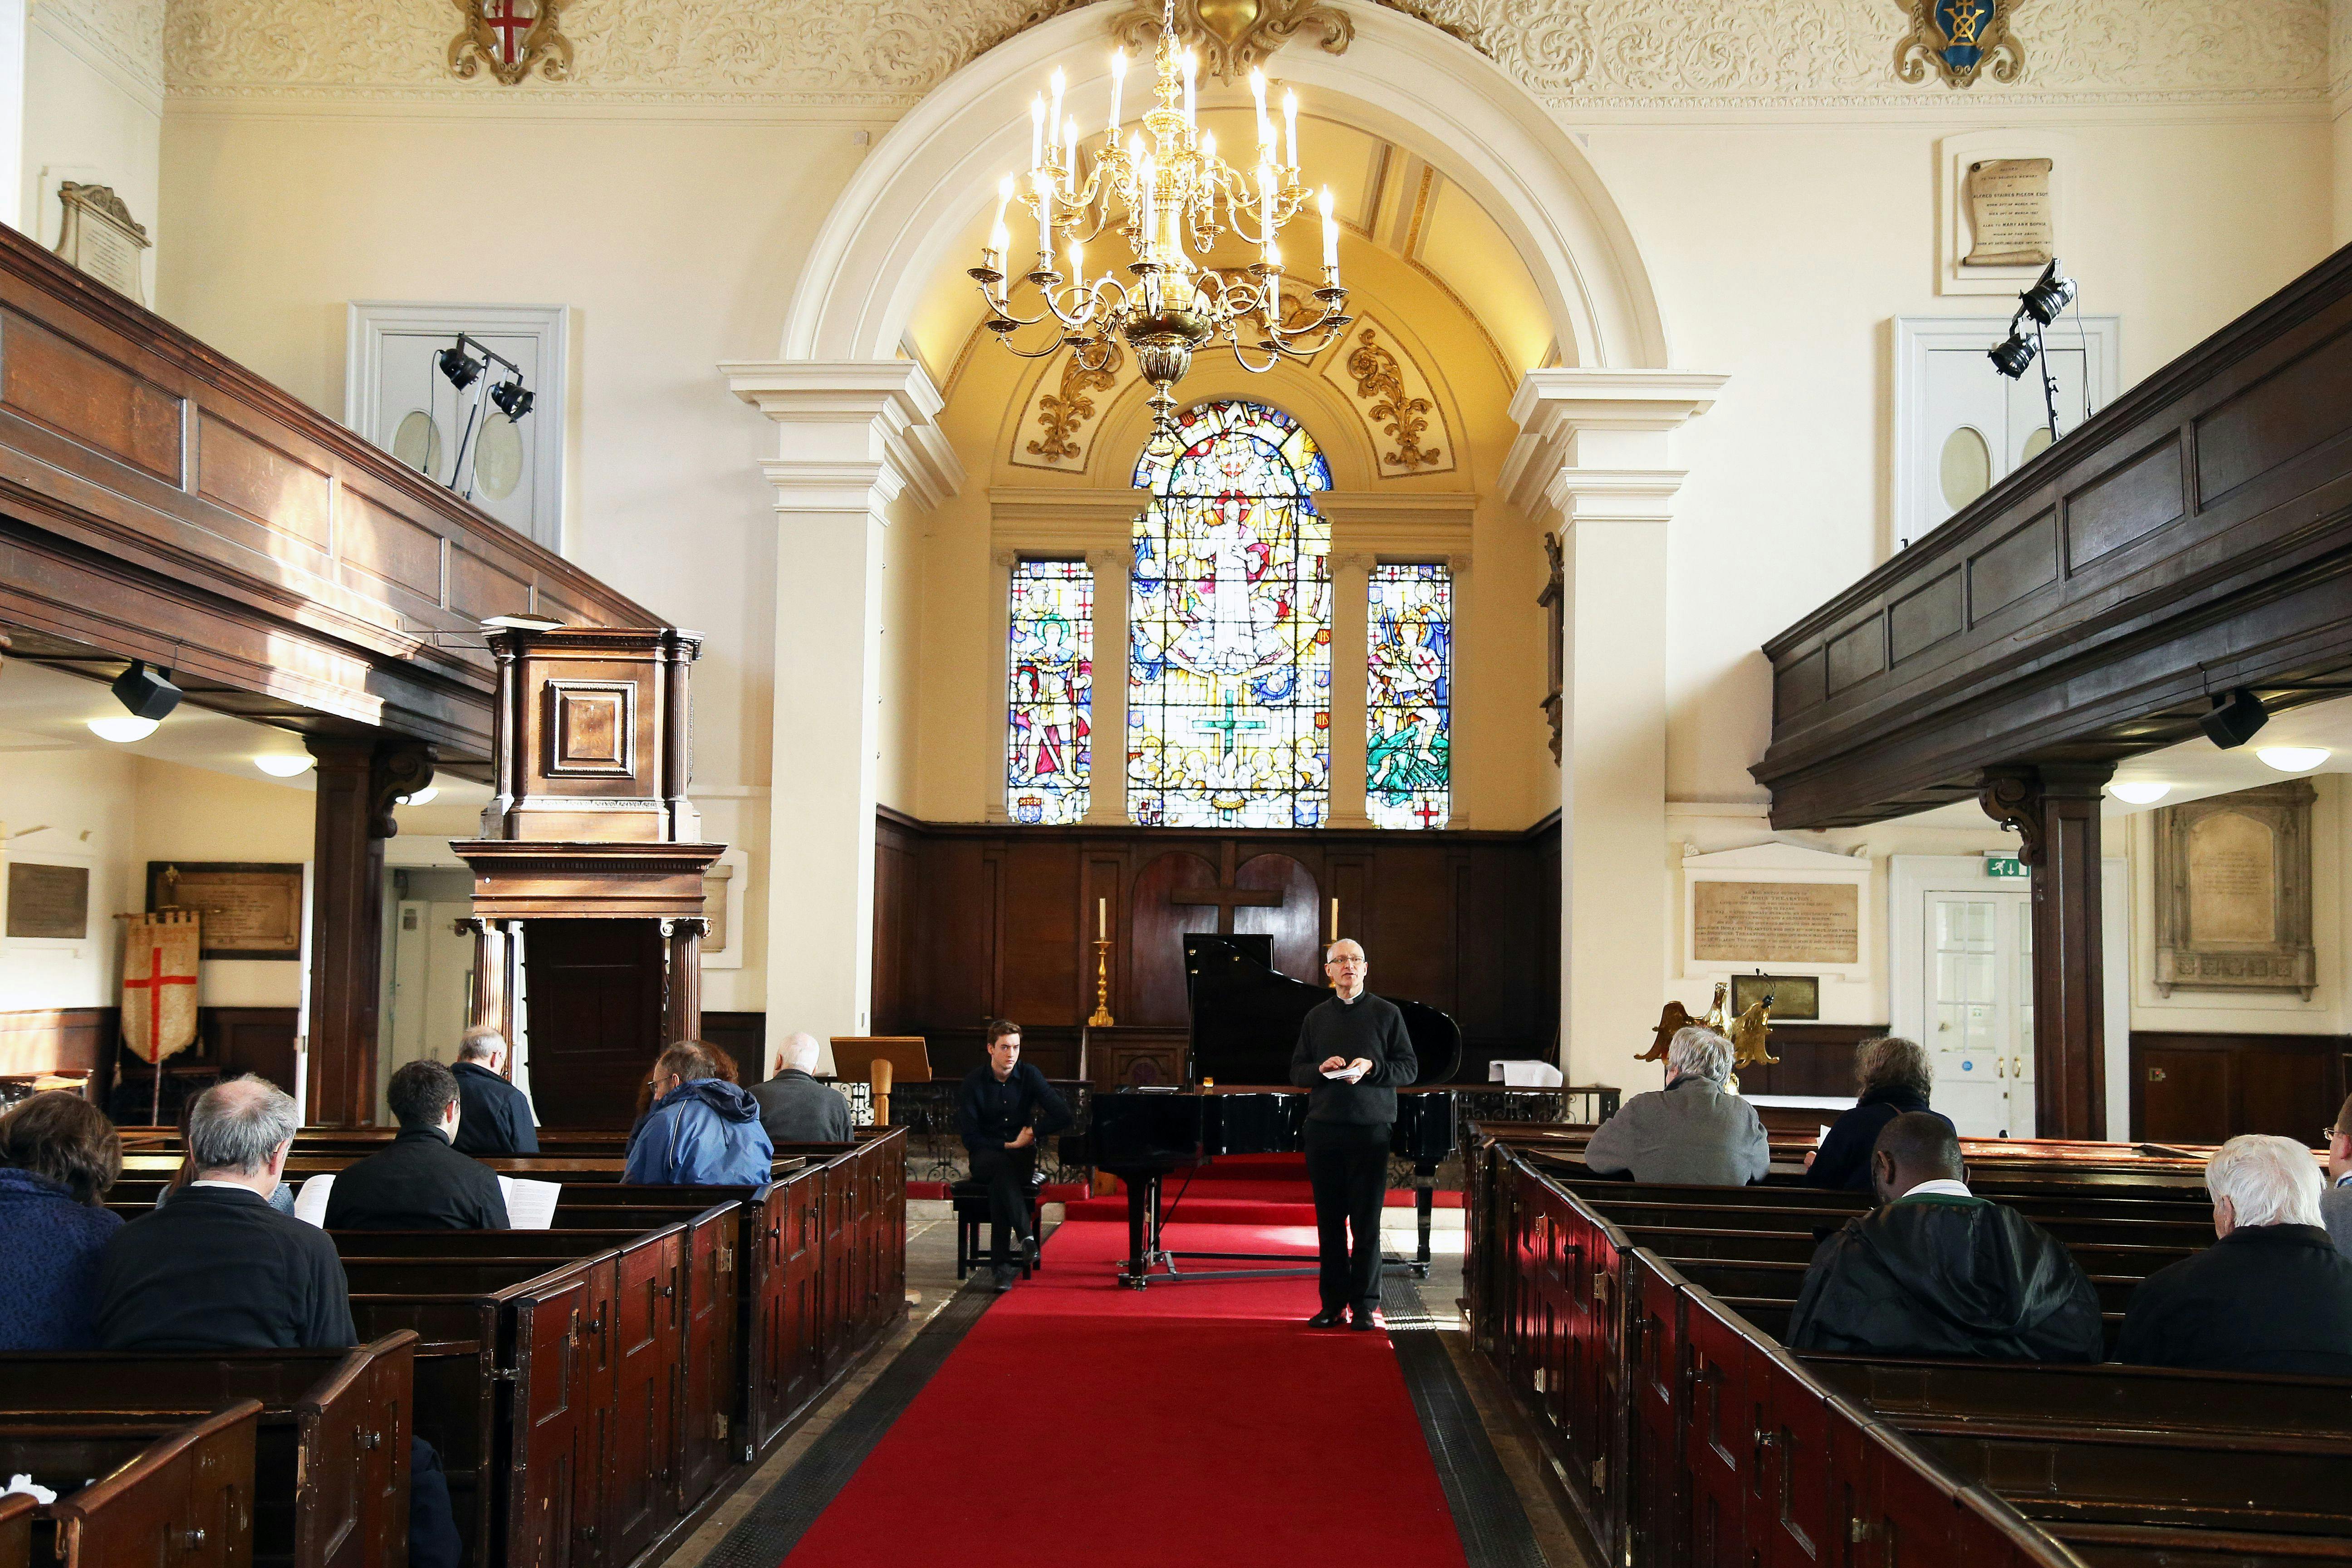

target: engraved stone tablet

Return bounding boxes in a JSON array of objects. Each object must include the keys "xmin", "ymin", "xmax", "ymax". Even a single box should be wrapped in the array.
[
  {"xmin": 54, "ymin": 184, "xmax": 151, "ymax": 305},
  {"xmin": 6, "ymin": 862, "xmax": 89, "ymax": 939},
  {"xmin": 1964, "ymin": 158, "xmax": 2054, "ymax": 268},
  {"xmin": 1693, "ymin": 882, "xmax": 1859, "ymax": 965},
  {"xmin": 148, "ymin": 862, "xmax": 304, "ymax": 959}
]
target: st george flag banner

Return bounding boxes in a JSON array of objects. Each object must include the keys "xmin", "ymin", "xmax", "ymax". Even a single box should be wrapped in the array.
[{"xmin": 122, "ymin": 911, "xmax": 200, "ymax": 1066}]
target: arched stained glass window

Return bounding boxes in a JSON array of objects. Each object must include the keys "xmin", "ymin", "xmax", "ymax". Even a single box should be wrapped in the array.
[
  {"xmin": 1367, "ymin": 563, "xmax": 1451, "ymax": 829},
  {"xmin": 1006, "ymin": 559, "xmax": 1093, "ymax": 824},
  {"xmin": 1127, "ymin": 400, "xmax": 1332, "ymax": 828}
]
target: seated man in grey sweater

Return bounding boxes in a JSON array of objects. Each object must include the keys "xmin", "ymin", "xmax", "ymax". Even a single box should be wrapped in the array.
[
  {"xmin": 750, "ymin": 1032, "xmax": 853, "ymax": 1146},
  {"xmin": 2325, "ymin": 1093, "xmax": 2352, "ymax": 1259},
  {"xmin": 1583, "ymin": 1026, "xmax": 1769, "ymax": 1186}
]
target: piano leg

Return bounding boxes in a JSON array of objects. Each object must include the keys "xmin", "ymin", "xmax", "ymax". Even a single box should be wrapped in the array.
[
  {"xmin": 1413, "ymin": 1160, "xmax": 1436, "ymax": 1279},
  {"xmin": 1120, "ymin": 1171, "xmax": 1159, "ymax": 1289}
]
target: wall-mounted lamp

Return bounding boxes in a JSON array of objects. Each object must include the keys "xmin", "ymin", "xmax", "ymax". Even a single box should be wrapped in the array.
[
  {"xmin": 255, "ymin": 754, "xmax": 316, "ymax": 778},
  {"xmin": 2109, "ymin": 781, "xmax": 2171, "ymax": 805},
  {"xmin": 2256, "ymin": 746, "xmax": 2330, "ymax": 773}
]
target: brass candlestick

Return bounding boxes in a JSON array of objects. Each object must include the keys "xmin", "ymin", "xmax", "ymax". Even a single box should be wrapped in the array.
[{"xmin": 1088, "ymin": 937, "xmax": 1116, "ymax": 1026}]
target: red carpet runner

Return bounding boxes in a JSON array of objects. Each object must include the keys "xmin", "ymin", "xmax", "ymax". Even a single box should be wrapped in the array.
[{"xmin": 779, "ymin": 1217, "xmax": 1468, "ymax": 1568}]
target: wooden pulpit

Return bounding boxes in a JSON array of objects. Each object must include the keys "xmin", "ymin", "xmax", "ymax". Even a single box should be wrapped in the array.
[{"xmin": 451, "ymin": 627, "xmax": 726, "ymax": 1124}]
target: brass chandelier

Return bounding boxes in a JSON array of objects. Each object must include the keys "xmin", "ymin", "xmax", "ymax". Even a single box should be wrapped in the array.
[{"xmin": 971, "ymin": 0, "xmax": 1352, "ymax": 455}]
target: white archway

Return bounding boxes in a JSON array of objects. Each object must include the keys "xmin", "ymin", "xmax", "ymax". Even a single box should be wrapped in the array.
[{"xmin": 781, "ymin": 4, "xmax": 1669, "ymax": 372}]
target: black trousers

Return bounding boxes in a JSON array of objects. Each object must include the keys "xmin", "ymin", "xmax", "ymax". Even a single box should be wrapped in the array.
[
  {"xmin": 967, "ymin": 1143, "xmax": 1037, "ymax": 1266},
  {"xmin": 1305, "ymin": 1120, "xmax": 1391, "ymax": 1313}
]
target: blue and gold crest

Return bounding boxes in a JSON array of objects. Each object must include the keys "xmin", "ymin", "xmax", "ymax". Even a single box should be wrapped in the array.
[{"xmin": 1894, "ymin": 0, "xmax": 2024, "ymax": 89}]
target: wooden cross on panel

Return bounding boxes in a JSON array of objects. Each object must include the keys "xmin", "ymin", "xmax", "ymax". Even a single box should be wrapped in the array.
[{"xmin": 1172, "ymin": 842, "xmax": 1280, "ymax": 935}]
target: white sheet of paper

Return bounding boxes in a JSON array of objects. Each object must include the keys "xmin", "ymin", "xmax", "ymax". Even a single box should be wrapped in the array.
[
  {"xmin": 1322, "ymin": 1068, "xmax": 1365, "ymax": 1081},
  {"xmin": 1818, "ymin": 1125, "xmax": 1833, "ymax": 1146},
  {"xmin": 498, "ymin": 1177, "xmax": 561, "ymax": 1230},
  {"xmin": 293, "ymin": 1173, "xmax": 335, "ymax": 1228}
]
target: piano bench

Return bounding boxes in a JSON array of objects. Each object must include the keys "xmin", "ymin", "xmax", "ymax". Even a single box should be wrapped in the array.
[{"xmin": 951, "ymin": 1172, "xmax": 1047, "ymax": 1281}]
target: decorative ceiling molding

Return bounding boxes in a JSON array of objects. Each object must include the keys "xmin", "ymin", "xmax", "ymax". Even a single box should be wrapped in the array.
[
  {"xmin": 41, "ymin": 0, "xmax": 167, "ymax": 108},
  {"xmin": 1109, "ymin": 0, "xmax": 1352, "ymax": 78},
  {"xmin": 164, "ymin": 0, "xmax": 2329, "ymax": 111}
]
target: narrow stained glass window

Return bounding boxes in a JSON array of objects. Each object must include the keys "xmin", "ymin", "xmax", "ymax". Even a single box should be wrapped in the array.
[
  {"xmin": 1367, "ymin": 562, "xmax": 1451, "ymax": 830},
  {"xmin": 1007, "ymin": 559, "xmax": 1093, "ymax": 824},
  {"xmin": 1128, "ymin": 400, "xmax": 1332, "ymax": 828}
]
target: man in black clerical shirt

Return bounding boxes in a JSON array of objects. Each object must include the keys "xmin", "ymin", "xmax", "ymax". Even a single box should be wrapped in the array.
[
  {"xmin": 450, "ymin": 1027, "xmax": 539, "ymax": 1156},
  {"xmin": 956, "ymin": 1019, "xmax": 1072, "ymax": 1292},
  {"xmin": 94, "ymin": 1075, "xmax": 464, "ymax": 1567},
  {"xmin": 326, "ymin": 1060, "xmax": 510, "ymax": 1230},
  {"xmin": 1288, "ymin": 939, "xmax": 1418, "ymax": 1331}
]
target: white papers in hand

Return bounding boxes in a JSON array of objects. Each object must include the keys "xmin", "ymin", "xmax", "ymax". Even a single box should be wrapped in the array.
[
  {"xmin": 292, "ymin": 1174, "xmax": 335, "ymax": 1228},
  {"xmin": 498, "ymin": 1177, "xmax": 561, "ymax": 1230},
  {"xmin": 1322, "ymin": 1068, "xmax": 1366, "ymax": 1081}
]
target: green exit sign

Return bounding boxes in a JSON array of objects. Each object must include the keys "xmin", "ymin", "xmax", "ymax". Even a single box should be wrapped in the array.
[{"xmin": 1984, "ymin": 854, "xmax": 2029, "ymax": 880}]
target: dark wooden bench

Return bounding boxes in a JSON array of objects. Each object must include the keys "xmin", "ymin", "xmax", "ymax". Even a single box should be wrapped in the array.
[
  {"xmin": 0, "ymin": 1492, "xmax": 31, "ymax": 1568},
  {"xmin": 0, "ymin": 1334, "xmax": 412, "ymax": 1568},
  {"xmin": 11, "ymin": 1400, "xmax": 260, "ymax": 1568}
]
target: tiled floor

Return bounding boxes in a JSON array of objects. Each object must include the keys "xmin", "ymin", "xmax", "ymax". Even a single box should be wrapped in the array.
[{"xmin": 663, "ymin": 1205, "xmax": 1591, "ymax": 1568}]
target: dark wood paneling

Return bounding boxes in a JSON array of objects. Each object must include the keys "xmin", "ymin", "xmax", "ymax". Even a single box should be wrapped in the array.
[
  {"xmin": 1721, "ymin": 1024, "xmax": 1886, "ymax": 1099},
  {"xmin": 203, "ymin": 1007, "xmax": 297, "ymax": 1091},
  {"xmin": 700, "ymin": 1011, "xmax": 767, "ymax": 1083},
  {"xmin": 2131, "ymin": 1030, "xmax": 2348, "ymax": 1146},
  {"xmin": 871, "ymin": 817, "xmax": 1561, "ymax": 1082},
  {"xmin": 1756, "ymin": 244, "xmax": 2352, "ymax": 830},
  {"xmin": 0, "ymin": 1006, "xmax": 114, "ymax": 1103},
  {"xmin": 525, "ymin": 920, "xmax": 666, "ymax": 1126}
]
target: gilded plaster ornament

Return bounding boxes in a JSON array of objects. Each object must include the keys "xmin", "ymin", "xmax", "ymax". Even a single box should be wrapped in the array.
[
  {"xmin": 1894, "ymin": 0, "xmax": 2025, "ymax": 89},
  {"xmin": 448, "ymin": 0, "xmax": 573, "ymax": 86},
  {"xmin": 1112, "ymin": 0, "xmax": 1353, "ymax": 78},
  {"xmin": 1026, "ymin": 343, "xmax": 1127, "ymax": 464},
  {"xmin": 1344, "ymin": 328, "xmax": 1441, "ymax": 470}
]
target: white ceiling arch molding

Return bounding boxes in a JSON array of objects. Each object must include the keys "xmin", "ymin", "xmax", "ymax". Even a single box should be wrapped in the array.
[{"xmin": 776, "ymin": 2, "xmax": 1670, "ymax": 376}]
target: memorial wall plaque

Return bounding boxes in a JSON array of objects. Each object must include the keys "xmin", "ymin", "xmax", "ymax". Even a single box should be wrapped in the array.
[
  {"xmin": 6, "ymin": 862, "xmax": 89, "ymax": 940},
  {"xmin": 147, "ymin": 862, "xmax": 304, "ymax": 960},
  {"xmin": 702, "ymin": 862, "xmax": 733, "ymax": 955},
  {"xmin": 1693, "ymin": 881, "xmax": 1859, "ymax": 965},
  {"xmin": 2153, "ymin": 780, "xmax": 2314, "ymax": 997}
]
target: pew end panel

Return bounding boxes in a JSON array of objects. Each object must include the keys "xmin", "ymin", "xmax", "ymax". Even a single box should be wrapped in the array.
[{"xmin": 45, "ymin": 1399, "xmax": 261, "ymax": 1568}]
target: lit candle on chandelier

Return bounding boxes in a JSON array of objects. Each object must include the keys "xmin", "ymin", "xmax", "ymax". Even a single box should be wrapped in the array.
[
  {"xmin": 1282, "ymin": 89, "xmax": 1299, "ymax": 170},
  {"xmin": 1259, "ymin": 164, "xmax": 1278, "ymax": 262},
  {"xmin": 1066, "ymin": 234, "xmax": 1084, "ymax": 291},
  {"xmin": 1033, "ymin": 167, "xmax": 1054, "ymax": 265},
  {"xmin": 1108, "ymin": 48, "xmax": 1126, "ymax": 134},
  {"xmin": 1250, "ymin": 68, "xmax": 1271, "ymax": 153},
  {"xmin": 1030, "ymin": 94, "xmax": 1045, "ymax": 170},
  {"xmin": 1139, "ymin": 155, "xmax": 1156, "ymax": 260},
  {"xmin": 1064, "ymin": 116, "xmax": 1080, "ymax": 174},
  {"xmin": 1049, "ymin": 68, "xmax": 1065, "ymax": 162},
  {"xmin": 1182, "ymin": 48, "xmax": 1197, "ymax": 126},
  {"xmin": 1320, "ymin": 186, "xmax": 1338, "ymax": 284},
  {"xmin": 990, "ymin": 175, "xmax": 1014, "ymax": 263}
]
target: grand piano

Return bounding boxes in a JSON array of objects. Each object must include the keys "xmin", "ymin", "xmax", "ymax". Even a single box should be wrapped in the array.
[{"xmin": 1091, "ymin": 935, "xmax": 1464, "ymax": 1289}]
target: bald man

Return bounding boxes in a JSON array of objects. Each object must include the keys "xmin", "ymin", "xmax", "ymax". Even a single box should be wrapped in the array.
[
  {"xmin": 751, "ymin": 1032, "xmax": 854, "ymax": 1145},
  {"xmin": 1288, "ymin": 939, "xmax": 1418, "ymax": 1331}
]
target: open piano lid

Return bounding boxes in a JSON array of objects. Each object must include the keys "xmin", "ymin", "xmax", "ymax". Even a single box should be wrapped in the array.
[{"xmin": 1182, "ymin": 934, "xmax": 1464, "ymax": 1086}]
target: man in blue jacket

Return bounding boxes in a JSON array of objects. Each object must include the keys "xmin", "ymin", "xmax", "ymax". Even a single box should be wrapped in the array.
[{"xmin": 623, "ymin": 1043, "xmax": 775, "ymax": 1186}]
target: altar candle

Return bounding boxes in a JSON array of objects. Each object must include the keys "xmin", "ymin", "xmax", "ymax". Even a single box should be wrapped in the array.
[
  {"xmin": 1098, "ymin": 897, "xmax": 1107, "ymax": 940},
  {"xmin": 1330, "ymin": 897, "xmax": 1339, "ymax": 941},
  {"xmin": 1282, "ymin": 89, "xmax": 1299, "ymax": 170},
  {"xmin": 1250, "ymin": 68, "xmax": 1270, "ymax": 152},
  {"xmin": 1049, "ymin": 69, "xmax": 1065, "ymax": 162},
  {"xmin": 1030, "ymin": 94, "xmax": 1045, "ymax": 170}
]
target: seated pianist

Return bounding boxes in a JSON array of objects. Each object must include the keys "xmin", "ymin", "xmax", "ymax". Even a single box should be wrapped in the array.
[
  {"xmin": 1788, "ymin": 1112, "xmax": 2103, "ymax": 1362},
  {"xmin": 326, "ymin": 1060, "xmax": 510, "ymax": 1230},
  {"xmin": 2117, "ymin": 1133, "xmax": 2352, "ymax": 1377},
  {"xmin": 92, "ymin": 1076, "xmax": 463, "ymax": 1567},
  {"xmin": 956, "ymin": 1019, "xmax": 1070, "ymax": 1292}
]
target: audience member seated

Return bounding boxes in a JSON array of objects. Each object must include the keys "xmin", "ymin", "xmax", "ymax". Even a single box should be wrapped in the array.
[
  {"xmin": 2323, "ymin": 1094, "xmax": 2352, "ymax": 1259},
  {"xmin": 622, "ymin": 1043, "xmax": 775, "ymax": 1186},
  {"xmin": 325, "ymin": 1061, "xmax": 509, "ymax": 1230},
  {"xmin": 91, "ymin": 1074, "xmax": 462, "ymax": 1566},
  {"xmin": 0, "ymin": 1092, "xmax": 123, "ymax": 1350},
  {"xmin": 1804, "ymin": 1036, "xmax": 1954, "ymax": 1191},
  {"xmin": 751, "ymin": 1032, "xmax": 853, "ymax": 1145},
  {"xmin": 1787, "ymin": 1112, "xmax": 2102, "ymax": 1361},
  {"xmin": 2117, "ymin": 1133, "xmax": 2352, "ymax": 1377},
  {"xmin": 956, "ymin": 1019, "xmax": 1073, "ymax": 1291},
  {"xmin": 449, "ymin": 1027, "xmax": 538, "ymax": 1156},
  {"xmin": 157, "ymin": 1091, "xmax": 294, "ymax": 1215},
  {"xmin": 1583, "ymin": 1027, "xmax": 1768, "ymax": 1186}
]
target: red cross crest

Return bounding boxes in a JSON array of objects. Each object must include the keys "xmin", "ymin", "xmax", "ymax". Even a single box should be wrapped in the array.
[
  {"xmin": 451, "ymin": 0, "xmax": 571, "ymax": 86},
  {"xmin": 484, "ymin": 0, "xmax": 534, "ymax": 66}
]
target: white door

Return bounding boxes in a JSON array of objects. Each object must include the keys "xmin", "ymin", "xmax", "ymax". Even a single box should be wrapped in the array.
[
  {"xmin": 1924, "ymin": 890, "xmax": 2036, "ymax": 1138},
  {"xmin": 382, "ymin": 899, "xmax": 480, "ymax": 1119}
]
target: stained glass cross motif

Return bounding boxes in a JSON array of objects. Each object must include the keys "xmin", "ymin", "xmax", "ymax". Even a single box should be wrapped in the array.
[
  {"xmin": 1367, "ymin": 562, "xmax": 1451, "ymax": 830},
  {"xmin": 1192, "ymin": 690, "xmax": 1267, "ymax": 760},
  {"xmin": 1125, "ymin": 400, "xmax": 1333, "ymax": 829}
]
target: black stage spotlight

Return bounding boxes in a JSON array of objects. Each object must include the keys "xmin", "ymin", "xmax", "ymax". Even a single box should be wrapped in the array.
[
  {"xmin": 2019, "ymin": 259, "xmax": 2078, "ymax": 326},
  {"xmin": 490, "ymin": 379, "xmax": 534, "ymax": 420},
  {"xmin": 1989, "ymin": 331, "xmax": 2038, "ymax": 379},
  {"xmin": 2200, "ymin": 687, "xmax": 2269, "ymax": 750},
  {"xmin": 436, "ymin": 343, "xmax": 483, "ymax": 390},
  {"xmin": 110, "ymin": 660, "xmax": 183, "ymax": 722}
]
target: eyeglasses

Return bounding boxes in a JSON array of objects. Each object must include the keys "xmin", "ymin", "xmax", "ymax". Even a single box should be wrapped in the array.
[{"xmin": 2326, "ymin": 1127, "xmax": 2346, "ymax": 1147}]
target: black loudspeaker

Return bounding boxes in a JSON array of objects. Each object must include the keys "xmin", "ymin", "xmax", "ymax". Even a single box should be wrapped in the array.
[
  {"xmin": 110, "ymin": 661, "xmax": 183, "ymax": 722},
  {"xmin": 2199, "ymin": 687, "xmax": 2268, "ymax": 750}
]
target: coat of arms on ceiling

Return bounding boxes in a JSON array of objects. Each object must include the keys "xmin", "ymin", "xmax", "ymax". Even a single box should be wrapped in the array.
[
  {"xmin": 1894, "ymin": 0, "xmax": 2024, "ymax": 88},
  {"xmin": 1115, "ymin": 0, "xmax": 1354, "ymax": 79},
  {"xmin": 449, "ymin": 0, "xmax": 573, "ymax": 86}
]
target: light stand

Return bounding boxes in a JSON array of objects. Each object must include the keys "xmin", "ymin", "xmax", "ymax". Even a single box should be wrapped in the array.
[
  {"xmin": 1989, "ymin": 259, "xmax": 2078, "ymax": 446},
  {"xmin": 433, "ymin": 333, "xmax": 534, "ymax": 500}
]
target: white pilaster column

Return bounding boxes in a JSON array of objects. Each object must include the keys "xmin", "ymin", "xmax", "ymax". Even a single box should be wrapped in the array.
[
  {"xmin": 1328, "ymin": 550, "xmax": 1373, "ymax": 828},
  {"xmin": 725, "ymin": 359, "xmax": 962, "ymax": 1042},
  {"xmin": 1501, "ymin": 370, "xmax": 1728, "ymax": 1089},
  {"xmin": 1083, "ymin": 545, "xmax": 1129, "ymax": 825}
]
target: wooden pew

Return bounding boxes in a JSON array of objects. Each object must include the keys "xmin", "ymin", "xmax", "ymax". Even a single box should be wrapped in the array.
[
  {"xmin": 0, "ymin": 1335, "xmax": 412, "ymax": 1568},
  {"xmin": 12, "ymin": 1400, "xmax": 260, "ymax": 1568},
  {"xmin": 0, "ymin": 1493, "xmax": 30, "ymax": 1568}
]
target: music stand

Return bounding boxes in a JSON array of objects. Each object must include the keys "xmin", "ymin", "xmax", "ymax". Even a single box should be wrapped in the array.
[{"xmin": 828, "ymin": 1037, "xmax": 931, "ymax": 1083}]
